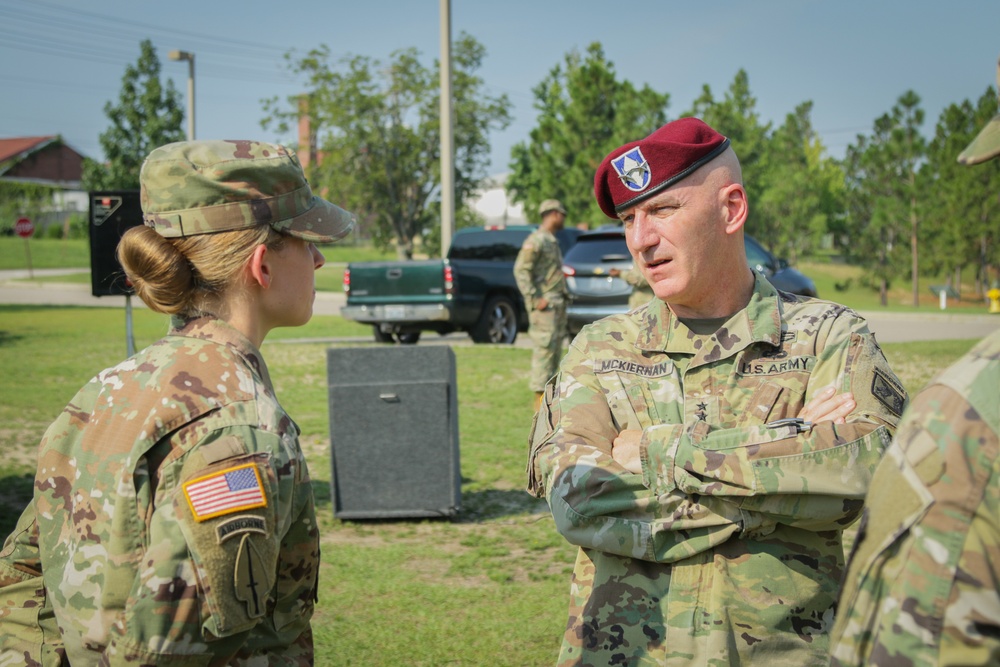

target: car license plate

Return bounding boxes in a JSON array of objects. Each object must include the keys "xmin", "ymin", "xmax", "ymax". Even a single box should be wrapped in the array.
[{"xmin": 384, "ymin": 305, "xmax": 406, "ymax": 320}]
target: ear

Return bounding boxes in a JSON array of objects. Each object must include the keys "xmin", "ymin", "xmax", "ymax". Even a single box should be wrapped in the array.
[
  {"xmin": 247, "ymin": 244, "xmax": 271, "ymax": 289},
  {"xmin": 721, "ymin": 183, "xmax": 749, "ymax": 235}
]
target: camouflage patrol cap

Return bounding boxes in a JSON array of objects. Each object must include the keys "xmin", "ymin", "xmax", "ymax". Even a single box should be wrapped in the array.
[
  {"xmin": 958, "ymin": 56, "xmax": 1000, "ymax": 165},
  {"xmin": 594, "ymin": 117, "xmax": 730, "ymax": 219},
  {"xmin": 539, "ymin": 199, "xmax": 567, "ymax": 216},
  {"xmin": 140, "ymin": 139, "xmax": 356, "ymax": 242}
]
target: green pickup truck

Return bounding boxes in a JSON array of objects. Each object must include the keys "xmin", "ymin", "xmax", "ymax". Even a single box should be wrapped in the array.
[{"xmin": 341, "ymin": 225, "xmax": 580, "ymax": 344}]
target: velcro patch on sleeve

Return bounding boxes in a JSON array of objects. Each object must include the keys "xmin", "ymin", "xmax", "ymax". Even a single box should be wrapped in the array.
[
  {"xmin": 184, "ymin": 463, "xmax": 268, "ymax": 522},
  {"xmin": 871, "ymin": 368, "xmax": 906, "ymax": 417}
]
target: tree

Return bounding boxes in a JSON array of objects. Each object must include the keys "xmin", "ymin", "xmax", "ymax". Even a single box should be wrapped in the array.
[
  {"xmin": 922, "ymin": 88, "xmax": 1000, "ymax": 295},
  {"xmin": 82, "ymin": 40, "xmax": 186, "ymax": 191},
  {"xmin": 752, "ymin": 102, "xmax": 844, "ymax": 262},
  {"xmin": 684, "ymin": 70, "xmax": 771, "ymax": 214},
  {"xmin": 263, "ymin": 33, "xmax": 511, "ymax": 259},
  {"xmin": 507, "ymin": 43, "xmax": 668, "ymax": 226},
  {"xmin": 842, "ymin": 93, "xmax": 925, "ymax": 306}
]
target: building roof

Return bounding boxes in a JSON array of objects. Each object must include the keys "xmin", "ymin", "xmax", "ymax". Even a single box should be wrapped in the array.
[
  {"xmin": 0, "ymin": 136, "xmax": 58, "ymax": 164},
  {"xmin": 0, "ymin": 135, "xmax": 85, "ymax": 188}
]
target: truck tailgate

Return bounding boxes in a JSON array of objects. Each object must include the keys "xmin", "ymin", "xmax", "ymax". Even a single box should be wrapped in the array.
[{"xmin": 346, "ymin": 260, "xmax": 447, "ymax": 303}]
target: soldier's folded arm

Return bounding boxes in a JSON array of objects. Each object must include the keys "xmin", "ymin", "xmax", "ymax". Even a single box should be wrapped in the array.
[
  {"xmin": 529, "ymin": 317, "xmax": 906, "ymax": 563},
  {"xmin": 641, "ymin": 330, "xmax": 900, "ymax": 530},
  {"xmin": 528, "ymin": 350, "xmax": 760, "ymax": 563}
]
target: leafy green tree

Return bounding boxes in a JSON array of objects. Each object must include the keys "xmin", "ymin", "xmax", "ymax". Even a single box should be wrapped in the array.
[
  {"xmin": 922, "ymin": 88, "xmax": 1000, "ymax": 295},
  {"xmin": 843, "ymin": 92, "xmax": 925, "ymax": 306},
  {"xmin": 752, "ymin": 102, "xmax": 844, "ymax": 262},
  {"xmin": 263, "ymin": 33, "xmax": 510, "ymax": 258},
  {"xmin": 507, "ymin": 43, "xmax": 668, "ymax": 226},
  {"xmin": 684, "ymin": 69, "xmax": 771, "ymax": 213},
  {"xmin": 82, "ymin": 40, "xmax": 186, "ymax": 191}
]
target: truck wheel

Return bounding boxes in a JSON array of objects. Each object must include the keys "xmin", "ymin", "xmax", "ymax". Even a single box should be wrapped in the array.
[
  {"xmin": 372, "ymin": 326, "xmax": 394, "ymax": 343},
  {"xmin": 397, "ymin": 332, "xmax": 421, "ymax": 345},
  {"xmin": 470, "ymin": 296, "xmax": 518, "ymax": 344}
]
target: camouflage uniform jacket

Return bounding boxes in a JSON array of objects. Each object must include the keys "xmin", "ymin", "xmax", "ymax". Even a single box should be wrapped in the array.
[
  {"xmin": 514, "ymin": 228, "xmax": 567, "ymax": 310},
  {"xmin": 527, "ymin": 275, "xmax": 906, "ymax": 666},
  {"xmin": 0, "ymin": 316, "xmax": 319, "ymax": 666},
  {"xmin": 830, "ymin": 328, "xmax": 1000, "ymax": 666}
]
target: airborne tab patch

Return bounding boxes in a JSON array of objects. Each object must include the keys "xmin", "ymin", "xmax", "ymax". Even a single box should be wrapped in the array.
[
  {"xmin": 184, "ymin": 463, "xmax": 267, "ymax": 522},
  {"xmin": 216, "ymin": 515, "xmax": 267, "ymax": 544}
]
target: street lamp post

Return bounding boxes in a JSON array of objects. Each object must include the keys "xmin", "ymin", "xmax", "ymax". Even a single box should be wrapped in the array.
[{"xmin": 168, "ymin": 50, "xmax": 195, "ymax": 140}]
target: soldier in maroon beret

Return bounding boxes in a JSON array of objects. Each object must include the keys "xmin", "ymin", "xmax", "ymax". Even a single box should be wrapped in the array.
[{"xmin": 528, "ymin": 117, "xmax": 907, "ymax": 665}]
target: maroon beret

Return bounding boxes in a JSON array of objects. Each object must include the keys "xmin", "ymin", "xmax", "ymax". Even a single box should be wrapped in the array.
[{"xmin": 593, "ymin": 117, "xmax": 730, "ymax": 219}]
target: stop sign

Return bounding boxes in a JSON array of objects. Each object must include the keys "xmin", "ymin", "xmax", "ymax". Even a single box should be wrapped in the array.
[{"xmin": 15, "ymin": 217, "xmax": 34, "ymax": 238}]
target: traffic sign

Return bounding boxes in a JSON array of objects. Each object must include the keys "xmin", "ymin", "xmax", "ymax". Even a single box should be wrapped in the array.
[{"xmin": 15, "ymin": 217, "xmax": 34, "ymax": 238}]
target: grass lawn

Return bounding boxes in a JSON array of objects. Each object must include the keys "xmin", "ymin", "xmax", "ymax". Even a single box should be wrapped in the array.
[
  {"xmin": 0, "ymin": 303, "xmax": 983, "ymax": 665},
  {"xmin": 0, "ymin": 237, "xmax": 394, "ymax": 272}
]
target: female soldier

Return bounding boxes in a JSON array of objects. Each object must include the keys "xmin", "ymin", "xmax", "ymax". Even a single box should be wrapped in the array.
[{"xmin": 0, "ymin": 139, "xmax": 354, "ymax": 665}]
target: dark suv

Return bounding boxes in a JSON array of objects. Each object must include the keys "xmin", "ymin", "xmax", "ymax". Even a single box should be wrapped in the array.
[{"xmin": 562, "ymin": 229, "xmax": 818, "ymax": 335}]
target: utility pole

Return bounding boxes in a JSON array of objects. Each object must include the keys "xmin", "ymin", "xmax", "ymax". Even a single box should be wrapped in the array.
[{"xmin": 439, "ymin": 0, "xmax": 454, "ymax": 257}]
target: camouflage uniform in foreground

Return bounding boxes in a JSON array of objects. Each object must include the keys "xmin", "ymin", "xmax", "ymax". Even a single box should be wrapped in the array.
[
  {"xmin": 0, "ymin": 316, "xmax": 319, "ymax": 665},
  {"xmin": 528, "ymin": 275, "xmax": 905, "ymax": 666},
  {"xmin": 829, "ymin": 329, "xmax": 1000, "ymax": 666},
  {"xmin": 515, "ymin": 226, "xmax": 569, "ymax": 392}
]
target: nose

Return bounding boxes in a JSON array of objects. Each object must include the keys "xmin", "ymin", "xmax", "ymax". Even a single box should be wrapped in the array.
[
  {"xmin": 627, "ymin": 210, "xmax": 658, "ymax": 254},
  {"xmin": 311, "ymin": 244, "xmax": 326, "ymax": 269}
]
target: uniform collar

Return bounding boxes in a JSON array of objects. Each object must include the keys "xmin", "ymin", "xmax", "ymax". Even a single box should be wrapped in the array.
[
  {"xmin": 634, "ymin": 273, "xmax": 782, "ymax": 366},
  {"xmin": 169, "ymin": 315, "xmax": 274, "ymax": 390}
]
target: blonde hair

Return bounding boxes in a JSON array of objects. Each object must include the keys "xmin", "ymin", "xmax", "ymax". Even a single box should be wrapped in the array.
[{"xmin": 117, "ymin": 224, "xmax": 286, "ymax": 316}]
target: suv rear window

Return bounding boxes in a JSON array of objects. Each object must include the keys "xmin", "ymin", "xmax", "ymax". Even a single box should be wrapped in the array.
[{"xmin": 564, "ymin": 234, "xmax": 630, "ymax": 263}]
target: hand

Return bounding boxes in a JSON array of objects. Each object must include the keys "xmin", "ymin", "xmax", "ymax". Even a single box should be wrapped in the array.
[
  {"xmin": 798, "ymin": 385, "xmax": 855, "ymax": 425},
  {"xmin": 612, "ymin": 429, "xmax": 643, "ymax": 474},
  {"xmin": 535, "ymin": 297, "xmax": 549, "ymax": 311}
]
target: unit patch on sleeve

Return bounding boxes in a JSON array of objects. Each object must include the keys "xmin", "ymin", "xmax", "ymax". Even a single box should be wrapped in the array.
[
  {"xmin": 871, "ymin": 367, "xmax": 906, "ymax": 417},
  {"xmin": 184, "ymin": 463, "xmax": 268, "ymax": 522}
]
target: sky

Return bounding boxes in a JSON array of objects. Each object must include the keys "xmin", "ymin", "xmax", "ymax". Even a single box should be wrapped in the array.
[{"xmin": 2, "ymin": 0, "xmax": 999, "ymax": 180}]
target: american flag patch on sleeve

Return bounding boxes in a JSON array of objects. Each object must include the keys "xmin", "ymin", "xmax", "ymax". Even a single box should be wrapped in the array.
[{"xmin": 183, "ymin": 463, "xmax": 267, "ymax": 522}]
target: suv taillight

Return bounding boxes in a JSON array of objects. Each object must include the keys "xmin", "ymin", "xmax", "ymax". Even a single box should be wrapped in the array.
[
  {"xmin": 342, "ymin": 268, "xmax": 350, "ymax": 294},
  {"xmin": 562, "ymin": 265, "xmax": 576, "ymax": 276}
]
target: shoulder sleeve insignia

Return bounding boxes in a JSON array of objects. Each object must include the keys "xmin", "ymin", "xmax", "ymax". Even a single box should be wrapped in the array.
[
  {"xmin": 183, "ymin": 463, "xmax": 267, "ymax": 522},
  {"xmin": 871, "ymin": 368, "xmax": 906, "ymax": 417}
]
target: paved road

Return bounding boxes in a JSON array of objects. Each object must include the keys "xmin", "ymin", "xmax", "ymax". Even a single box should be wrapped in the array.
[{"xmin": 2, "ymin": 268, "xmax": 999, "ymax": 345}]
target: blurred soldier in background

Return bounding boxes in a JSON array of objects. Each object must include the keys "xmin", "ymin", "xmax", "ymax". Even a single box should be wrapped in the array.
[
  {"xmin": 829, "ymin": 58, "xmax": 1000, "ymax": 667},
  {"xmin": 515, "ymin": 199, "xmax": 569, "ymax": 409}
]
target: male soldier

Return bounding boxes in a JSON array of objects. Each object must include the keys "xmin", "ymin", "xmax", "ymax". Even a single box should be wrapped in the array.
[
  {"xmin": 515, "ymin": 199, "xmax": 569, "ymax": 408},
  {"xmin": 829, "ymin": 59, "xmax": 1000, "ymax": 666},
  {"xmin": 527, "ymin": 117, "xmax": 906, "ymax": 665}
]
